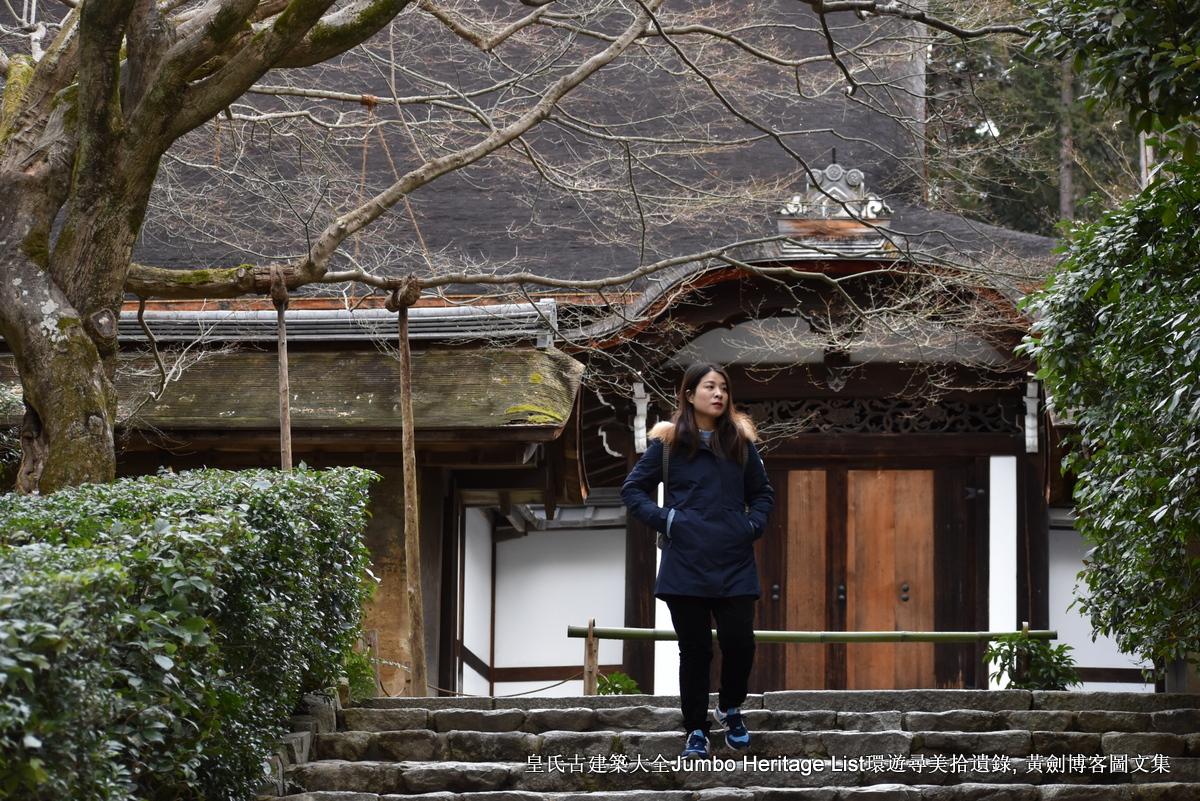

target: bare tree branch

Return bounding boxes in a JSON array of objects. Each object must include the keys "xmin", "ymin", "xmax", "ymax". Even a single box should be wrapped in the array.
[
  {"xmin": 417, "ymin": 0, "xmax": 551, "ymax": 52},
  {"xmin": 801, "ymin": 1, "xmax": 1031, "ymax": 39},
  {"xmin": 294, "ymin": 0, "xmax": 668, "ymax": 280}
]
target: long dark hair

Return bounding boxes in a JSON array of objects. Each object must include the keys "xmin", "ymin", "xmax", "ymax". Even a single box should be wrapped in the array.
[{"xmin": 672, "ymin": 363, "xmax": 748, "ymax": 464}]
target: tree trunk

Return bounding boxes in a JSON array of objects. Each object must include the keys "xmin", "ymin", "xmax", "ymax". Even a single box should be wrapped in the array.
[
  {"xmin": 390, "ymin": 282, "xmax": 427, "ymax": 696},
  {"xmin": 0, "ymin": 152, "xmax": 153, "ymax": 492},
  {"xmin": 1058, "ymin": 60, "xmax": 1075, "ymax": 221},
  {"xmin": 0, "ymin": 243, "xmax": 117, "ymax": 492}
]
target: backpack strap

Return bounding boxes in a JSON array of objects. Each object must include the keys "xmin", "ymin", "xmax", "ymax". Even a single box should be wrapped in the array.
[
  {"xmin": 658, "ymin": 442, "xmax": 671, "ymax": 549},
  {"xmin": 661, "ymin": 441, "xmax": 670, "ymax": 490}
]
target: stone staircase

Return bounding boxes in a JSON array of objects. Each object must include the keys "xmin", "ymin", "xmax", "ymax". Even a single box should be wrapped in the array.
[{"xmin": 267, "ymin": 690, "xmax": 1200, "ymax": 800}]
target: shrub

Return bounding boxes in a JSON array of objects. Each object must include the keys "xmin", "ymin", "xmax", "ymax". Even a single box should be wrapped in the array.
[
  {"xmin": 0, "ymin": 466, "xmax": 376, "ymax": 801},
  {"xmin": 596, "ymin": 671, "xmax": 641, "ymax": 695},
  {"xmin": 343, "ymin": 649, "xmax": 379, "ymax": 704},
  {"xmin": 1021, "ymin": 164, "xmax": 1200, "ymax": 670},
  {"xmin": 984, "ymin": 632, "xmax": 1082, "ymax": 691}
]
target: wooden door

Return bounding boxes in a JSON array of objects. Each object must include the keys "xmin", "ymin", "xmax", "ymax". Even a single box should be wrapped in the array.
[
  {"xmin": 763, "ymin": 467, "xmax": 936, "ymax": 690},
  {"xmin": 782, "ymin": 470, "xmax": 827, "ymax": 689},
  {"xmin": 845, "ymin": 469, "xmax": 935, "ymax": 689}
]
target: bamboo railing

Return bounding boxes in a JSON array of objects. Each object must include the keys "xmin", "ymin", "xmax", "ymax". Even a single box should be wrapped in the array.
[{"xmin": 567, "ymin": 619, "xmax": 1056, "ymax": 695}]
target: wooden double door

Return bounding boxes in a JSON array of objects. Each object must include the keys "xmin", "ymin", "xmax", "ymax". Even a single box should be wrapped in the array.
[{"xmin": 749, "ymin": 463, "xmax": 985, "ymax": 691}]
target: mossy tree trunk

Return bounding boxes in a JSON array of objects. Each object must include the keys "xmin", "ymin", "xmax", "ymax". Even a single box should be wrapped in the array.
[
  {"xmin": 0, "ymin": 0, "xmax": 667, "ymax": 494},
  {"xmin": 0, "ymin": 0, "xmax": 412, "ymax": 492}
]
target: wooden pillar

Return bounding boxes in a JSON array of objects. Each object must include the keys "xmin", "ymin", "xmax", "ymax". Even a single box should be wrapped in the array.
[
  {"xmin": 388, "ymin": 279, "xmax": 428, "ymax": 696},
  {"xmin": 270, "ymin": 268, "xmax": 292, "ymax": 470}
]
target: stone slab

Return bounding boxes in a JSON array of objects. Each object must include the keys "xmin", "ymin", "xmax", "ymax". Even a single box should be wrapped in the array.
[
  {"xmin": 1075, "ymin": 712, "xmax": 1152, "ymax": 733},
  {"xmin": 1033, "ymin": 693, "xmax": 1200, "ymax": 713},
  {"xmin": 371, "ymin": 730, "xmax": 441, "ymax": 762},
  {"xmin": 283, "ymin": 731, "xmax": 315, "ymax": 765},
  {"xmin": 523, "ymin": 709, "xmax": 598, "ymax": 733},
  {"xmin": 763, "ymin": 692, "xmax": 1032, "ymax": 714},
  {"xmin": 770, "ymin": 711, "xmax": 840, "ymax": 732},
  {"xmin": 1029, "ymin": 732, "xmax": 1102, "ymax": 756},
  {"xmin": 595, "ymin": 707, "xmax": 685, "ymax": 732},
  {"xmin": 914, "ymin": 731, "xmax": 1031, "ymax": 758},
  {"xmin": 286, "ymin": 761, "xmax": 412, "ymax": 795},
  {"xmin": 1128, "ymin": 783, "xmax": 1200, "ymax": 800},
  {"xmin": 315, "ymin": 732, "xmax": 374, "ymax": 761},
  {"xmin": 1150, "ymin": 709, "xmax": 1200, "ymax": 735},
  {"xmin": 274, "ymin": 793, "xmax": 383, "ymax": 801},
  {"xmin": 839, "ymin": 713, "xmax": 903, "ymax": 733},
  {"xmin": 1101, "ymin": 733, "xmax": 1186, "ymax": 758},
  {"xmin": 494, "ymin": 694, "xmax": 764, "ymax": 711},
  {"xmin": 360, "ymin": 697, "xmax": 494, "ymax": 711},
  {"xmin": 903, "ymin": 712, "xmax": 1000, "ymax": 733},
  {"xmin": 446, "ymin": 731, "xmax": 539, "ymax": 763},
  {"xmin": 434, "ymin": 710, "xmax": 527, "ymax": 733},
  {"xmin": 917, "ymin": 784, "xmax": 1040, "ymax": 801},
  {"xmin": 343, "ymin": 708, "xmax": 431, "ymax": 733},
  {"xmin": 1002, "ymin": 712, "xmax": 1075, "ymax": 733}
]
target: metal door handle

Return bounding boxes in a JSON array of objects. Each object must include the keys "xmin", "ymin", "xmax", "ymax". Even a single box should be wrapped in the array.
[
  {"xmin": 770, "ymin": 583, "xmax": 781, "ymax": 601},
  {"xmin": 836, "ymin": 583, "xmax": 846, "ymax": 604}
]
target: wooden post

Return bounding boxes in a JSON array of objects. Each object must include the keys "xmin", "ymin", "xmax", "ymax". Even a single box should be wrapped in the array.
[
  {"xmin": 366, "ymin": 629, "xmax": 383, "ymax": 697},
  {"xmin": 389, "ymin": 280, "xmax": 428, "ymax": 696},
  {"xmin": 583, "ymin": 617, "xmax": 599, "ymax": 695},
  {"xmin": 271, "ymin": 268, "xmax": 292, "ymax": 470}
]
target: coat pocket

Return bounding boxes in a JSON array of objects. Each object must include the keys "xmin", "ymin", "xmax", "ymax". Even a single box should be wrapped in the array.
[{"xmin": 723, "ymin": 508, "xmax": 756, "ymax": 548}]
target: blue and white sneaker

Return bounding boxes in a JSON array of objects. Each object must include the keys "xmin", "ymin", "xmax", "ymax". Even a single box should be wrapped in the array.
[
  {"xmin": 714, "ymin": 706, "xmax": 751, "ymax": 749},
  {"xmin": 680, "ymin": 728, "xmax": 709, "ymax": 758}
]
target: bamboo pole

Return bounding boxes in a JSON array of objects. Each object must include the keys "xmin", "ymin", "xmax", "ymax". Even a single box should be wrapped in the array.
[
  {"xmin": 270, "ymin": 268, "xmax": 292, "ymax": 470},
  {"xmin": 582, "ymin": 618, "xmax": 599, "ymax": 695},
  {"xmin": 389, "ymin": 281, "xmax": 428, "ymax": 696},
  {"xmin": 566, "ymin": 626, "xmax": 1058, "ymax": 643}
]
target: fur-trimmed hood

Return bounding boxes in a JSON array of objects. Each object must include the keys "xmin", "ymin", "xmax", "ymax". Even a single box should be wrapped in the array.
[{"xmin": 648, "ymin": 410, "xmax": 758, "ymax": 444}]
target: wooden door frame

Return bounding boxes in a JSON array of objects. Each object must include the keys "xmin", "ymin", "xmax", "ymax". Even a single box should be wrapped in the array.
[{"xmin": 758, "ymin": 453, "xmax": 992, "ymax": 690}]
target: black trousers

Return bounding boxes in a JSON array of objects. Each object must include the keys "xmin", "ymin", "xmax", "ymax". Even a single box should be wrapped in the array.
[{"xmin": 662, "ymin": 594, "xmax": 757, "ymax": 733}]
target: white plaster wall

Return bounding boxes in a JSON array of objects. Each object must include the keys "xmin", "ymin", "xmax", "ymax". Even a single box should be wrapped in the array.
[
  {"xmin": 492, "ymin": 679, "xmax": 586, "ymax": 698},
  {"xmin": 462, "ymin": 508, "xmax": 493, "ymax": 672},
  {"xmin": 654, "ymin": 547, "xmax": 679, "ymax": 696},
  {"xmin": 462, "ymin": 665, "xmax": 491, "ymax": 697},
  {"xmin": 1048, "ymin": 526, "xmax": 1154, "ymax": 692},
  {"xmin": 651, "ymin": 480, "xmax": 680, "ymax": 696},
  {"xmin": 492, "ymin": 526, "xmax": 626, "ymax": 690},
  {"xmin": 988, "ymin": 456, "xmax": 1018, "ymax": 689}
]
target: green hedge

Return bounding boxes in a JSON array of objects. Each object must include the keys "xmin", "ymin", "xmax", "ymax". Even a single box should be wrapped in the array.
[{"xmin": 0, "ymin": 467, "xmax": 376, "ymax": 801}]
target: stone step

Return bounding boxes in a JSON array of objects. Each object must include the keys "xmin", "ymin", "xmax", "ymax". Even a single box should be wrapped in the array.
[
  {"xmin": 357, "ymin": 693, "xmax": 1200, "ymax": 716},
  {"xmin": 268, "ymin": 784, "xmax": 1200, "ymax": 801},
  {"xmin": 314, "ymin": 728, "xmax": 1200, "ymax": 764},
  {"xmin": 284, "ymin": 696, "xmax": 1200, "ymax": 800},
  {"xmin": 284, "ymin": 757, "xmax": 1200, "ymax": 795},
  {"xmin": 340, "ymin": 707, "xmax": 1200, "ymax": 739}
]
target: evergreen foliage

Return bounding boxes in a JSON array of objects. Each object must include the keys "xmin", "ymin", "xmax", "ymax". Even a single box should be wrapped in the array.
[
  {"xmin": 1022, "ymin": 163, "xmax": 1200, "ymax": 670},
  {"xmin": 929, "ymin": 38, "xmax": 1136, "ymax": 234},
  {"xmin": 0, "ymin": 467, "xmax": 376, "ymax": 801},
  {"xmin": 985, "ymin": 631, "xmax": 1082, "ymax": 690},
  {"xmin": 1030, "ymin": 0, "xmax": 1200, "ymax": 158}
]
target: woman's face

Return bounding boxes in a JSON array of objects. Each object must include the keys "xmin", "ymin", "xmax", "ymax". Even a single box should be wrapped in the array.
[{"xmin": 687, "ymin": 370, "xmax": 728, "ymax": 426}]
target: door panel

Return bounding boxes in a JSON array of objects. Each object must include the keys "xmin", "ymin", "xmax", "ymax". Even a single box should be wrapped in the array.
[
  {"xmin": 845, "ymin": 470, "xmax": 935, "ymax": 689},
  {"xmin": 785, "ymin": 471, "xmax": 826, "ymax": 689},
  {"xmin": 773, "ymin": 466, "xmax": 941, "ymax": 690},
  {"xmin": 892, "ymin": 471, "xmax": 936, "ymax": 687}
]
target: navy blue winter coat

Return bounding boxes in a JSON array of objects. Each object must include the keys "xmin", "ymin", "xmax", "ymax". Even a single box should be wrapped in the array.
[{"xmin": 621, "ymin": 414, "xmax": 774, "ymax": 598}]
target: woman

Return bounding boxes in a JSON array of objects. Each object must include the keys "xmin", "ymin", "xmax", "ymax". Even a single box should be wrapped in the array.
[{"xmin": 621, "ymin": 363, "xmax": 774, "ymax": 759}]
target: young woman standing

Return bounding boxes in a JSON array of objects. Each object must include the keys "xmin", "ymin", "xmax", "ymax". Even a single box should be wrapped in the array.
[{"xmin": 621, "ymin": 363, "xmax": 775, "ymax": 759}]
